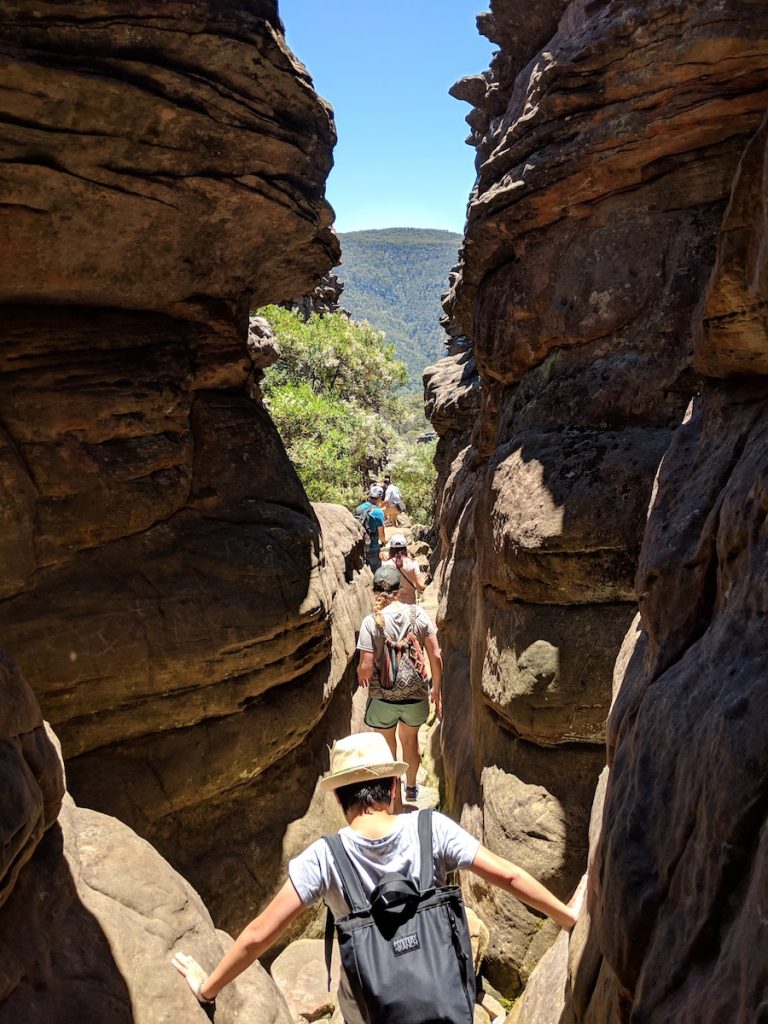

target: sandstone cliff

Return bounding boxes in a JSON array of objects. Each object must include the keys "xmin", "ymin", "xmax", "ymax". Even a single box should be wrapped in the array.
[
  {"xmin": 0, "ymin": 651, "xmax": 294, "ymax": 1022},
  {"xmin": 0, "ymin": 0, "xmax": 370, "ymax": 937},
  {"xmin": 428, "ymin": 0, "xmax": 768, "ymax": 1000}
]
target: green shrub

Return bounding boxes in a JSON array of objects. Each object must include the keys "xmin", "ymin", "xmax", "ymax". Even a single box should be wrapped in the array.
[
  {"xmin": 386, "ymin": 441, "xmax": 437, "ymax": 526},
  {"xmin": 258, "ymin": 306, "xmax": 436, "ymax": 523}
]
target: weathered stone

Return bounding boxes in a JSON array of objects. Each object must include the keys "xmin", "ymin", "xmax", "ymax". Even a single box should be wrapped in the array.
[
  {"xmin": 475, "ymin": 428, "xmax": 671, "ymax": 604},
  {"xmin": 270, "ymin": 939, "xmax": 340, "ymax": 1023},
  {"xmin": 461, "ymin": 748, "xmax": 601, "ymax": 997},
  {"xmin": 476, "ymin": 587, "xmax": 635, "ymax": 745},
  {"xmin": 0, "ymin": 653, "xmax": 64, "ymax": 910},
  {"xmin": 0, "ymin": 651, "xmax": 291, "ymax": 1024},
  {"xmin": 506, "ymin": 931, "xmax": 569, "ymax": 1024},
  {"xmin": 0, "ymin": 0, "xmax": 368, "ymax": 947},
  {"xmin": 432, "ymin": 0, "xmax": 768, "ymax": 1013},
  {"xmin": 0, "ymin": 1, "xmax": 338, "ymax": 317},
  {"xmin": 696, "ymin": 113, "xmax": 768, "ymax": 376},
  {"xmin": 513, "ymin": 100, "xmax": 768, "ymax": 1024},
  {"xmin": 424, "ymin": 349, "xmax": 481, "ymax": 439}
]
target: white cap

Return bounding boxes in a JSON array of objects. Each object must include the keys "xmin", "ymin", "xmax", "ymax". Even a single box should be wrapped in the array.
[
  {"xmin": 368, "ymin": 485, "xmax": 384, "ymax": 499},
  {"xmin": 389, "ymin": 533, "xmax": 407, "ymax": 549}
]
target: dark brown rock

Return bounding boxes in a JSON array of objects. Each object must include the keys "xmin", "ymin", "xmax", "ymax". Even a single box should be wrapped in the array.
[
  {"xmin": 0, "ymin": 0, "xmax": 370, "ymax": 940},
  {"xmin": 695, "ymin": 112, "xmax": 768, "ymax": 376},
  {"xmin": 431, "ymin": 0, "xmax": 768, "ymax": 1003},
  {"xmin": 0, "ymin": 1, "xmax": 338, "ymax": 318},
  {"xmin": 0, "ymin": 653, "xmax": 64, "ymax": 910},
  {"xmin": 507, "ymin": 65, "xmax": 768, "ymax": 1024}
]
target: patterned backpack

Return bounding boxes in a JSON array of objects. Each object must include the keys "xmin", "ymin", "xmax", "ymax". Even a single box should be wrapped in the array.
[{"xmin": 377, "ymin": 606, "xmax": 429, "ymax": 700}]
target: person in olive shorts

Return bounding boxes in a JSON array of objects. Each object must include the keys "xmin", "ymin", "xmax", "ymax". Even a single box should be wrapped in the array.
[{"xmin": 356, "ymin": 564, "xmax": 442, "ymax": 806}]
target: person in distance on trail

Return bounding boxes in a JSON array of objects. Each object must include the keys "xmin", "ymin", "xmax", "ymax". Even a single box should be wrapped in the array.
[
  {"xmin": 355, "ymin": 485, "xmax": 386, "ymax": 573},
  {"xmin": 382, "ymin": 473, "xmax": 404, "ymax": 526},
  {"xmin": 171, "ymin": 733, "xmax": 580, "ymax": 1024},
  {"xmin": 380, "ymin": 533, "xmax": 425, "ymax": 605},
  {"xmin": 357, "ymin": 564, "xmax": 437, "ymax": 806}
]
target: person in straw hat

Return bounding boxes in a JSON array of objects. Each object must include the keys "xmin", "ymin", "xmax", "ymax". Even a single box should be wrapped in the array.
[{"xmin": 172, "ymin": 732, "xmax": 580, "ymax": 1022}]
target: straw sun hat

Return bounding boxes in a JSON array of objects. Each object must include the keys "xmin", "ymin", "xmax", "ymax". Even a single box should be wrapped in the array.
[{"xmin": 319, "ymin": 733, "xmax": 407, "ymax": 792}]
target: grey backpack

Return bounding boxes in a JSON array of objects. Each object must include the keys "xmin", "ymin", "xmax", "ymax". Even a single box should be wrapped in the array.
[{"xmin": 323, "ymin": 810, "xmax": 476, "ymax": 1024}]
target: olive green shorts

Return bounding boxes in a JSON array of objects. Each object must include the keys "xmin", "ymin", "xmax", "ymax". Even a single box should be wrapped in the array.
[{"xmin": 364, "ymin": 697, "xmax": 430, "ymax": 730}]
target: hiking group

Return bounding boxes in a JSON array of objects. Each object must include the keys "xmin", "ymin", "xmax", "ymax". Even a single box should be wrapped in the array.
[
  {"xmin": 172, "ymin": 481, "xmax": 581, "ymax": 1023},
  {"xmin": 354, "ymin": 478, "xmax": 408, "ymax": 571}
]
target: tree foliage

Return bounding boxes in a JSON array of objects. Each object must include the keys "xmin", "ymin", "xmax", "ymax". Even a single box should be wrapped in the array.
[
  {"xmin": 261, "ymin": 305, "xmax": 406, "ymax": 411},
  {"xmin": 258, "ymin": 305, "xmax": 437, "ymax": 521},
  {"xmin": 385, "ymin": 441, "xmax": 437, "ymax": 527},
  {"xmin": 260, "ymin": 307, "xmax": 403, "ymax": 507}
]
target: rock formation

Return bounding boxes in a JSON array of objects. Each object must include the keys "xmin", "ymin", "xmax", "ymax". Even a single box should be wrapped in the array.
[
  {"xmin": 0, "ymin": 0, "xmax": 371, "ymax": 937},
  {"xmin": 281, "ymin": 272, "xmax": 351, "ymax": 319},
  {"xmin": 0, "ymin": 650, "xmax": 293, "ymax": 1023},
  {"xmin": 429, "ymin": 0, "xmax": 768, "ymax": 1001}
]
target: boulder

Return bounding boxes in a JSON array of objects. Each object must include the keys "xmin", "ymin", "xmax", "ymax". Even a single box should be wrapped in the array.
[
  {"xmin": 0, "ymin": 1, "xmax": 337, "ymax": 316},
  {"xmin": 271, "ymin": 939, "xmax": 340, "ymax": 1023},
  {"xmin": 0, "ymin": 650, "xmax": 292, "ymax": 1024}
]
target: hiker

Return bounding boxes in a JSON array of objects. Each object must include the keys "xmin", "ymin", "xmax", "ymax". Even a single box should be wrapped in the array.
[
  {"xmin": 357, "ymin": 564, "xmax": 438, "ymax": 806},
  {"xmin": 383, "ymin": 474, "xmax": 404, "ymax": 526},
  {"xmin": 381, "ymin": 534, "xmax": 425, "ymax": 605},
  {"xmin": 172, "ymin": 733, "xmax": 580, "ymax": 1024},
  {"xmin": 355, "ymin": 485, "xmax": 386, "ymax": 572}
]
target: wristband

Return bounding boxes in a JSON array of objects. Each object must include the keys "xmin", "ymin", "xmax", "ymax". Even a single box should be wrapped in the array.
[{"xmin": 194, "ymin": 977, "xmax": 216, "ymax": 1004}]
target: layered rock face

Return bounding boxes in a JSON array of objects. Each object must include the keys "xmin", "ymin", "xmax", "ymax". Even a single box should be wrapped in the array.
[
  {"xmin": 428, "ymin": 0, "xmax": 768, "ymax": 997},
  {"xmin": 0, "ymin": 652, "xmax": 293, "ymax": 1023},
  {"xmin": 0, "ymin": 0, "xmax": 370, "ymax": 932}
]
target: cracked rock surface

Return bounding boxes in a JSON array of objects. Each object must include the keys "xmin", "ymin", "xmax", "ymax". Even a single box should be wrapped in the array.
[
  {"xmin": 428, "ymin": 0, "xmax": 768, "ymax": 1003},
  {"xmin": 0, "ymin": 0, "xmax": 372, "ymax": 937}
]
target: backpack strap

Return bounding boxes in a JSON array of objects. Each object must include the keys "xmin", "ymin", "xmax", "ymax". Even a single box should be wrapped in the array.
[
  {"xmin": 323, "ymin": 833, "xmax": 369, "ymax": 912},
  {"xmin": 323, "ymin": 905, "xmax": 334, "ymax": 992},
  {"xmin": 417, "ymin": 808, "xmax": 435, "ymax": 891},
  {"xmin": 322, "ymin": 834, "xmax": 370, "ymax": 992},
  {"xmin": 397, "ymin": 562, "xmax": 417, "ymax": 589}
]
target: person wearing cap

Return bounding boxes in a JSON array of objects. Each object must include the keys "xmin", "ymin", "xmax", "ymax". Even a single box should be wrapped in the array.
[
  {"xmin": 355, "ymin": 485, "xmax": 386, "ymax": 572},
  {"xmin": 171, "ymin": 733, "xmax": 581, "ymax": 1021},
  {"xmin": 381, "ymin": 534, "xmax": 425, "ymax": 605},
  {"xmin": 356, "ymin": 564, "xmax": 440, "ymax": 805},
  {"xmin": 382, "ymin": 473, "xmax": 403, "ymax": 526}
]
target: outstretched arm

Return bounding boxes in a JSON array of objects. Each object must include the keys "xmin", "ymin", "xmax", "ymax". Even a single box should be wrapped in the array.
[
  {"xmin": 470, "ymin": 846, "xmax": 578, "ymax": 931},
  {"xmin": 172, "ymin": 879, "xmax": 304, "ymax": 1001}
]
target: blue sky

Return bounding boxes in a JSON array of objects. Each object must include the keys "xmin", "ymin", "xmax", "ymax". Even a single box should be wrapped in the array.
[{"xmin": 278, "ymin": 1, "xmax": 494, "ymax": 234}]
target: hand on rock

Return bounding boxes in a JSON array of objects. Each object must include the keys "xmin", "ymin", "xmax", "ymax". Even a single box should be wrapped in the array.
[
  {"xmin": 566, "ymin": 874, "xmax": 588, "ymax": 927},
  {"xmin": 172, "ymin": 951, "xmax": 209, "ymax": 999}
]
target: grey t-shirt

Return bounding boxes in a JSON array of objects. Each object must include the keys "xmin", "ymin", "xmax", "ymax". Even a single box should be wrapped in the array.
[
  {"xmin": 288, "ymin": 812, "xmax": 480, "ymax": 1024},
  {"xmin": 357, "ymin": 603, "xmax": 437, "ymax": 699}
]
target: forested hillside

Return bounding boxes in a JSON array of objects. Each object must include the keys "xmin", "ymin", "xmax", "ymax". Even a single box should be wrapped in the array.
[{"xmin": 337, "ymin": 228, "xmax": 462, "ymax": 390}]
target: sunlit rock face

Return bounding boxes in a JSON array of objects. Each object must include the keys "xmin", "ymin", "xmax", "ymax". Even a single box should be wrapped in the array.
[
  {"xmin": 0, "ymin": 0, "xmax": 370, "ymax": 930},
  {"xmin": 0, "ymin": 652, "xmax": 292, "ymax": 1023},
  {"xmin": 431, "ymin": 0, "xmax": 768, "ymax": 999}
]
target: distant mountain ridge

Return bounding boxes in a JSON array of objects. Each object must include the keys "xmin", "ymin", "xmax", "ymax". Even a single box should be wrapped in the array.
[{"xmin": 336, "ymin": 228, "xmax": 462, "ymax": 390}]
